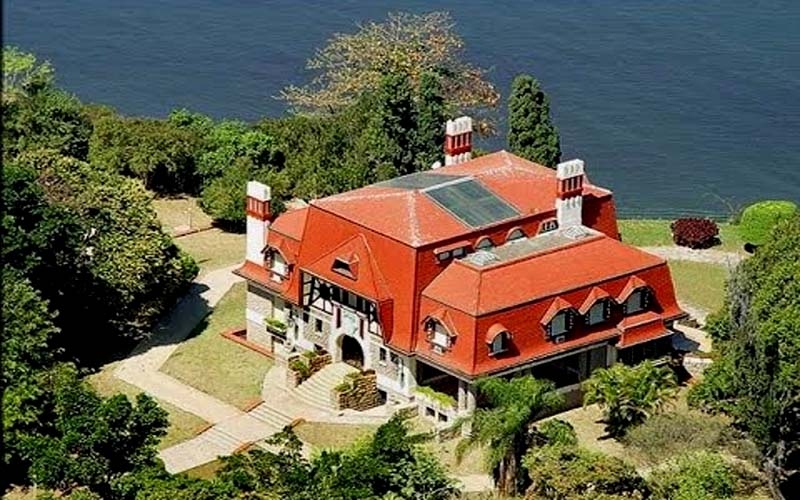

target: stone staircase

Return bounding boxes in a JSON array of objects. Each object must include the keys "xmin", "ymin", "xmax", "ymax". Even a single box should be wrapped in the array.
[
  {"xmin": 201, "ymin": 426, "xmax": 242, "ymax": 453},
  {"xmin": 248, "ymin": 401, "xmax": 295, "ymax": 431},
  {"xmin": 292, "ymin": 362, "xmax": 358, "ymax": 410}
]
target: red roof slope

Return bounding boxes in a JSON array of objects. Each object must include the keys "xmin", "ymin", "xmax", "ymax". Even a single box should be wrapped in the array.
[
  {"xmin": 422, "ymin": 235, "xmax": 667, "ymax": 315},
  {"xmin": 312, "ymin": 151, "xmax": 610, "ymax": 247},
  {"xmin": 303, "ymin": 234, "xmax": 391, "ymax": 301},
  {"xmin": 270, "ymin": 206, "xmax": 308, "ymax": 241}
]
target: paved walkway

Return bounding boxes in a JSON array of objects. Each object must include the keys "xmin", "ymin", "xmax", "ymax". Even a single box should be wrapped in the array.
[
  {"xmin": 113, "ymin": 264, "xmax": 394, "ymax": 474},
  {"xmin": 638, "ymin": 246, "xmax": 744, "ymax": 267}
]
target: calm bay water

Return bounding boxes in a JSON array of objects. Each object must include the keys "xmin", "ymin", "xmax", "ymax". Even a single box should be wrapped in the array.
[{"xmin": 5, "ymin": 0, "xmax": 799, "ymax": 217}]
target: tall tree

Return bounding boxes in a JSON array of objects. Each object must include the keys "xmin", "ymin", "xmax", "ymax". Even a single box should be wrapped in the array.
[
  {"xmin": 281, "ymin": 11, "xmax": 499, "ymax": 121},
  {"xmin": 457, "ymin": 376, "xmax": 564, "ymax": 496},
  {"xmin": 689, "ymin": 215, "xmax": 800, "ymax": 498},
  {"xmin": 414, "ymin": 71, "xmax": 447, "ymax": 171},
  {"xmin": 358, "ymin": 72, "xmax": 419, "ymax": 181},
  {"xmin": 507, "ymin": 74, "xmax": 561, "ymax": 167}
]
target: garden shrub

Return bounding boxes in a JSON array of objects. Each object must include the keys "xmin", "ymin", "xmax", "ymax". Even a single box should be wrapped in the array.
[
  {"xmin": 523, "ymin": 445, "xmax": 649, "ymax": 499},
  {"xmin": 738, "ymin": 200, "xmax": 798, "ymax": 245},
  {"xmin": 622, "ymin": 411, "xmax": 726, "ymax": 464},
  {"xmin": 583, "ymin": 361, "xmax": 678, "ymax": 437},
  {"xmin": 536, "ymin": 419, "xmax": 577, "ymax": 447},
  {"xmin": 648, "ymin": 451, "xmax": 735, "ymax": 500},
  {"xmin": 670, "ymin": 217, "xmax": 719, "ymax": 249}
]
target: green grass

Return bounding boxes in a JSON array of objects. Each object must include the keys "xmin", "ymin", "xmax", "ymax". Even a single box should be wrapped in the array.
[
  {"xmin": 153, "ymin": 196, "xmax": 213, "ymax": 236},
  {"xmin": 160, "ymin": 282, "xmax": 273, "ymax": 408},
  {"xmin": 87, "ymin": 361, "xmax": 209, "ymax": 449},
  {"xmin": 183, "ymin": 459, "xmax": 225, "ymax": 480},
  {"xmin": 175, "ymin": 228, "xmax": 245, "ymax": 275},
  {"xmin": 618, "ymin": 219, "xmax": 744, "ymax": 253},
  {"xmin": 668, "ymin": 260, "xmax": 730, "ymax": 314},
  {"xmin": 294, "ymin": 422, "xmax": 380, "ymax": 451}
]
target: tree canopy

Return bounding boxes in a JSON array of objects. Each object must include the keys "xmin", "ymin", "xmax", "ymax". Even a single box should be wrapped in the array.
[
  {"xmin": 507, "ymin": 74, "xmax": 561, "ymax": 167},
  {"xmin": 689, "ymin": 214, "xmax": 800, "ymax": 497},
  {"xmin": 281, "ymin": 11, "xmax": 498, "ymax": 127}
]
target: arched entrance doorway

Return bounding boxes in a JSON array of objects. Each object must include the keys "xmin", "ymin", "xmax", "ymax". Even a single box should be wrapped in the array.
[{"xmin": 340, "ymin": 335, "xmax": 364, "ymax": 369}]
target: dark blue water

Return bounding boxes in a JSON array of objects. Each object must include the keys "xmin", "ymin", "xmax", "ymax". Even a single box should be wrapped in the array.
[{"xmin": 5, "ymin": 0, "xmax": 800, "ymax": 217}]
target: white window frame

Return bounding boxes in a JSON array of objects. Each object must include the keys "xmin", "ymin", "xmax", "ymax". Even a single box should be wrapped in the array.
[
  {"xmin": 476, "ymin": 237, "xmax": 494, "ymax": 250},
  {"xmin": 507, "ymin": 228, "xmax": 525, "ymax": 242},
  {"xmin": 270, "ymin": 252, "xmax": 287, "ymax": 282}
]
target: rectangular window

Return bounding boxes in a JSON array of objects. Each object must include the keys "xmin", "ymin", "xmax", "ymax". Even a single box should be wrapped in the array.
[
  {"xmin": 451, "ymin": 247, "xmax": 466, "ymax": 258},
  {"xmin": 303, "ymin": 311, "xmax": 309, "ymax": 323},
  {"xmin": 347, "ymin": 292, "xmax": 357, "ymax": 308},
  {"xmin": 315, "ymin": 318, "xmax": 323, "ymax": 333},
  {"xmin": 587, "ymin": 302, "xmax": 606, "ymax": 325},
  {"xmin": 626, "ymin": 290, "xmax": 644, "ymax": 314},
  {"xmin": 379, "ymin": 348, "xmax": 387, "ymax": 363},
  {"xmin": 432, "ymin": 325, "xmax": 450, "ymax": 350},
  {"xmin": 436, "ymin": 251, "xmax": 451, "ymax": 262},
  {"xmin": 551, "ymin": 312, "xmax": 568, "ymax": 336},
  {"xmin": 390, "ymin": 352, "xmax": 399, "ymax": 365}
]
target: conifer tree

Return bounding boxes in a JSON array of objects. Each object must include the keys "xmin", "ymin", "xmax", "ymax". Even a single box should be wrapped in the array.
[
  {"xmin": 414, "ymin": 71, "xmax": 447, "ymax": 171},
  {"xmin": 507, "ymin": 75, "xmax": 561, "ymax": 167}
]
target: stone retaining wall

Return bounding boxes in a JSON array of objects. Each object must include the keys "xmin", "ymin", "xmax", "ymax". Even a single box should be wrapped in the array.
[
  {"xmin": 333, "ymin": 370, "xmax": 382, "ymax": 411},
  {"xmin": 286, "ymin": 351, "xmax": 332, "ymax": 388}
]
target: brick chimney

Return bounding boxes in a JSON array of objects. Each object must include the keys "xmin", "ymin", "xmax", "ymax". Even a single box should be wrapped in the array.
[
  {"xmin": 246, "ymin": 181, "xmax": 271, "ymax": 264},
  {"xmin": 555, "ymin": 159, "xmax": 584, "ymax": 228},
  {"xmin": 444, "ymin": 116, "xmax": 473, "ymax": 166}
]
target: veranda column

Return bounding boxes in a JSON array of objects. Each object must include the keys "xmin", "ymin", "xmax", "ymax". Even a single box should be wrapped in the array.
[
  {"xmin": 457, "ymin": 380, "xmax": 468, "ymax": 412},
  {"xmin": 466, "ymin": 383, "xmax": 477, "ymax": 412}
]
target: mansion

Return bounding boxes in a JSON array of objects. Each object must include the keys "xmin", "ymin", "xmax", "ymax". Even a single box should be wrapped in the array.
[{"xmin": 236, "ymin": 117, "xmax": 685, "ymax": 420}]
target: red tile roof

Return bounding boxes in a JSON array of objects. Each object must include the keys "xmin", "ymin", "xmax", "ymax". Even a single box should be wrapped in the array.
[
  {"xmin": 422, "ymin": 234, "xmax": 667, "ymax": 316},
  {"xmin": 270, "ymin": 207, "xmax": 308, "ymax": 241},
  {"xmin": 311, "ymin": 151, "xmax": 610, "ymax": 247},
  {"xmin": 579, "ymin": 286, "xmax": 611, "ymax": 314},
  {"xmin": 303, "ymin": 234, "xmax": 391, "ymax": 301}
]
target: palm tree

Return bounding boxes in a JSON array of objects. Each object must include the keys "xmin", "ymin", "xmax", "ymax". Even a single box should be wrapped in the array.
[
  {"xmin": 456, "ymin": 376, "xmax": 564, "ymax": 496},
  {"xmin": 583, "ymin": 360, "xmax": 678, "ymax": 437}
]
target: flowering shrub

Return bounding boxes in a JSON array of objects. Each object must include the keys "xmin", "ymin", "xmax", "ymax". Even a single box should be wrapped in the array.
[{"xmin": 671, "ymin": 218, "xmax": 719, "ymax": 249}]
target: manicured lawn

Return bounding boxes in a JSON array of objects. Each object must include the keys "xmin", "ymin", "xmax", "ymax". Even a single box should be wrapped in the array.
[
  {"xmin": 87, "ymin": 361, "xmax": 209, "ymax": 449},
  {"xmin": 184, "ymin": 459, "xmax": 225, "ymax": 480},
  {"xmin": 294, "ymin": 422, "xmax": 379, "ymax": 451},
  {"xmin": 160, "ymin": 282, "xmax": 273, "ymax": 408},
  {"xmin": 668, "ymin": 260, "xmax": 730, "ymax": 314},
  {"xmin": 153, "ymin": 196, "xmax": 213, "ymax": 235},
  {"xmin": 618, "ymin": 219, "xmax": 744, "ymax": 253},
  {"xmin": 175, "ymin": 228, "xmax": 245, "ymax": 275}
]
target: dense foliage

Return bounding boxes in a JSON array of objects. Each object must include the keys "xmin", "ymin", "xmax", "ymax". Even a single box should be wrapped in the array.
[
  {"xmin": 648, "ymin": 451, "xmax": 735, "ymax": 500},
  {"xmin": 457, "ymin": 376, "xmax": 564, "ymax": 496},
  {"xmin": 738, "ymin": 200, "xmax": 799, "ymax": 246},
  {"xmin": 523, "ymin": 444, "xmax": 649, "ymax": 499},
  {"xmin": 688, "ymin": 215, "xmax": 800, "ymax": 497},
  {"xmin": 670, "ymin": 217, "xmax": 719, "ymax": 249},
  {"xmin": 583, "ymin": 361, "xmax": 678, "ymax": 437},
  {"xmin": 507, "ymin": 74, "xmax": 561, "ymax": 167}
]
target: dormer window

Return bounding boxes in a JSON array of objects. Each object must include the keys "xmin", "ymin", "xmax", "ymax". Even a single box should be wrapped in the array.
[
  {"xmin": 424, "ymin": 318, "xmax": 455, "ymax": 354},
  {"xmin": 486, "ymin": 324, "xmax": 511, "ymax": 356},
  {"xmin": 540, "ymin": 219, "xmax": 558, "ymax": 234},
  {"xmin": 586, "ymin": 300, "xmax": 611, "ymax": 326},
  {"xmin": 549, "ymin": 311, "xmax": 569, "ymax": 336},
  {"xmin": 332, "ymin": 257, "xmax": 357, "ymax": 279},
  {"xmin": 506, "ymin": 228, "xmax": 526, "ymax": 242},
  {"xmin": 269, "ymin": 251, "xmax": 287, "ymax": 282},
  {"xmin": 475, "ymin": 237, "xmax": 494, "ymax": 250},
  {"xmin": 624, "ymin": 288, "xmax": 650, "ymax": 315},
  {"xmin": 435, "ymin": 242, "xmax": 470, "ymax": 263}
]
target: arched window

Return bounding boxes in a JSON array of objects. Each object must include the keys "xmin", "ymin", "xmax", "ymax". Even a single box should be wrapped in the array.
[
  {"xmin": 425, "ymin": 319, "xmax": 455, "ymax": 353},
  {"xmin": 489, "ymin": 330, "xmax": 511, "ymax": 356},
  {"xmin": 475, "ymin": 237, "xmax": 494, "ymax": 250},
  {"xmin": 506, "ymin": 228, "xmax": 525, "ymax": 242}
]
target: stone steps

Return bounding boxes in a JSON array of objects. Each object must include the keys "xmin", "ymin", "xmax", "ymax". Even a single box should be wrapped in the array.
[
  {"xmin": 248, "ymin": 402, "xmax": 294, "ymax": 431},
  {"xmin": 292, "ymin": 362, "xmax": 357, "ymax": 410},
  {"xmin": 201, "ymin": 426, "xmax": 242, "ymax": 453}
]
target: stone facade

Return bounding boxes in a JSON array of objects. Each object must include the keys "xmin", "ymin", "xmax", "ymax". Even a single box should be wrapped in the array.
[
  {"xmin": 370, "ymin": 342, "xmax": 400, "ymax": 379},
  {"xmin": 333, "ymin": 370, "xmax": 382, "ymax": 411},
  {"xmin": 303, "ymin": 313, "xmax": 331, "ymax": 348}
]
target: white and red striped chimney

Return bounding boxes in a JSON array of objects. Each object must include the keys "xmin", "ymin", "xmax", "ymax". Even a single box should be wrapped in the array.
[
  {"xmin": 246, "ymin": 181, "xmax": 271, "ymax": 264},
  {"xmin": 555, "ymin": 159, "xmax": 585, "ymax": 228},
  {"xmin": 444, "ymin": 116, "xmax": 473, "ymax": 166}
]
